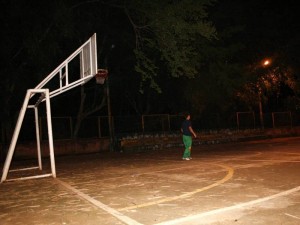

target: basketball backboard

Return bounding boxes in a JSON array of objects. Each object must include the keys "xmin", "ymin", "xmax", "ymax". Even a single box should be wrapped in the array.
[
  {"xmin": 1, "ymin": 33, "xmax": 99, "ymax": 183},
  {"xmin": 34, "ymin": 33, "xmax": 98, "ymax": 99}
]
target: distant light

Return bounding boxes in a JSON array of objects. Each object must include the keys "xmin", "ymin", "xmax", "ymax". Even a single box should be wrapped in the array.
[{"xmin": 263, "ymin": 60, "xmax": 270, "ymax": 66}]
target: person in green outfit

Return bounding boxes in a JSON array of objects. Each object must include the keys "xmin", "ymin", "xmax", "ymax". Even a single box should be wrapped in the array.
[{"xmin": 181, "ymin": 113, "xmax": 197, "ymax": 160}]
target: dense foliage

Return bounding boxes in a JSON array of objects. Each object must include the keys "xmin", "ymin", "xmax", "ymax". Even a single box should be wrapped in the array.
[{"xmin": 0, "ymin": 0, "xmax": 299, "ymax": 140}]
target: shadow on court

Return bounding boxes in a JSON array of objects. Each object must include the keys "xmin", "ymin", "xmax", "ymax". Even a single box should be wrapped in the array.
[{"xmin": 0, "ymin": 137, "xmax": 300, "ymax": 225}]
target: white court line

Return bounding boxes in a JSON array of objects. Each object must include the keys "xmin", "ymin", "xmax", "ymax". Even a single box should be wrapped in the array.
[
  {"xmin": 285, "ymin": 213, "xmax": 300, "ymax": 220},
  {"xmin": 55, "ymin": 178, "xmax": 143, "ymax": 225},
  {"xmin": 154, "ymin": 185, "xmax": 300, "ymax": 225},
  {"xmin": 119, "ymin": 163, "xmax": 234, "ymax": 211}
]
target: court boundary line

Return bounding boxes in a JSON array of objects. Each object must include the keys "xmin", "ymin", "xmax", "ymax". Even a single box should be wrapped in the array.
[
  {"xmin": 55, "ymin": 178, "xmax": 143, "ymax": 225},
  {"xmin": 54, "ymin": 163, "xmax": 234, "ymax": 225},
  {"xmin": 119, "ymin": 163, "xmax": 234, "ymax": 211},
  {"xmin": 154, "ymin": 185, "xmax": 300, "ymax": 225}
]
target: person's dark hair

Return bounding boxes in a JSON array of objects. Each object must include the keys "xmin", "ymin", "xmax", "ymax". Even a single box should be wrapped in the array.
[{"xmin": 183, "ymin": 112, "xmax": 190, "ymax": 119}]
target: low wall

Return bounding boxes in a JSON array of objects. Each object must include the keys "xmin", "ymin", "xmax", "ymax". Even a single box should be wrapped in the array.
[
  {"xmin": 119, "ymin": 127, "xmax": 300, "ymax": 152},
  {"xmin": 11, "ymin": 138, "xmax": 110, "ymax": 159},
  {"xmin": 2, "ymin": 127, "xmax": 300, "ymax": 159}
]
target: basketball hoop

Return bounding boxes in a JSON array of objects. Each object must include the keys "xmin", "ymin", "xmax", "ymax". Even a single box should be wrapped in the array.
[{"xmin": 95, "ymin": 69, "xmax": 108, "ymax": 84}]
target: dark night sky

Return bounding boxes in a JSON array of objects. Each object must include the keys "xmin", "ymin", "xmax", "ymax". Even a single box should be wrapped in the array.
[
  {"xmin": 1, "ymin": 0, "xmax": 300, "ymax": 117},
  {"xmin": 212, "ymin": 0, "xmax": 300, "ymax": 59}
]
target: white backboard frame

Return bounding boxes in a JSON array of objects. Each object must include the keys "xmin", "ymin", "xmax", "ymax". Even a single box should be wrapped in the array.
[
  {"xmin": 1, "ymin": 33, "xmax": 98, "ymax": 183},
  {"xmin": 34, "ymin": 33, "xmax": 97, "ymax": 99}
]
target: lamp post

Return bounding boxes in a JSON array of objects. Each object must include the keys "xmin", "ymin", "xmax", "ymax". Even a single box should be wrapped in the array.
[
  {"xmin": 258, "ymin": 86, "xmax": 264, "ymax": 129},
  {"xmin": 257, "ymin": 59, "xmax": 271, "ymax": 130}
]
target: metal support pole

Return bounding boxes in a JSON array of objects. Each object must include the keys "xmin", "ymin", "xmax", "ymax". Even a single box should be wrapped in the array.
[
  {"xmin": 34, "ymin": 106, "xmax": 42, "ymax": 170},
  {"xmin": 142, "ymin": 115, "xmax": 145, "ymax": 133},
  {"xmin": 1, "ymin": 90, "xmax": 32, "ymax": 183},
  {"xmin": 106, "ymin": 77, "xmax": 114, "ymax": 151},
  {"xmin": 258, "ymin": 91, "xmax": 264, "ymax": 130},
  {"xmin": 237, "ymin": 112, "xmax": 240, "ymax": 130},
  {"xmin": 45, "ymin": 89, "xmax": 56, "ymax": 178},
  {"xmin": 272, "ymin": 112, "xmax": 275, "ymax": 128}
]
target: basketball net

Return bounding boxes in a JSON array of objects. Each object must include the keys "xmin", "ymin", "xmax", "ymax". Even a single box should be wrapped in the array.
[{"xmin": 95, "ymin": 69, "xmax": 108, "ymax": 84}]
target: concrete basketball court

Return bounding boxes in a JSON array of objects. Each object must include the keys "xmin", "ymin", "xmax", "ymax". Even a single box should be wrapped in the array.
[{"xmin": 0, "ymin": 136, "xmax": 300, "ymax": 225}]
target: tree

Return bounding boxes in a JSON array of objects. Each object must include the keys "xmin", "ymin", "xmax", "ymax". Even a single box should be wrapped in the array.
[
  {"xmin": 0, "ymin": 1, "xmax": 75, "ymax": 143},
  {"xmin": 174, "ymin": 0, "xmax": 248, "ymax": 115},
  {"xmin": 124, "ymin": 0, "xmax": 217, "ymax": 93},
  {"xmin": 236, "ymin": 58, "xmax": 300, "ymax": 113}
]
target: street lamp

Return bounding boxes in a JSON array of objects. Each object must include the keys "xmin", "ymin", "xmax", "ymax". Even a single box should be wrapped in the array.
[
  {"xmin": 258, "ymin": 86, "xmax": 264, "ymax": 129},
  {"xmin": 263, "ymin": 59, "xmax": 270, "ymax": 66},
  {"xmin": 257, "ymin": 59, "xmax": 271, "ymax": 130}
]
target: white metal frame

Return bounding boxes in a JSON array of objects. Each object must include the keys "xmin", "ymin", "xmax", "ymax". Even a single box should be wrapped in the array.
[
  {"xmin": 34, "ymin": 33, "xmax": 97, "ymax": 99},
  {"xmin": 1, "ymin": 33, "xmax": 98, "ymax": 183}
]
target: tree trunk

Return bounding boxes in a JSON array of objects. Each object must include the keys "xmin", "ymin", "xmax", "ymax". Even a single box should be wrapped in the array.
[{"xmin": 73, "ymin": 86, "xmax": 107, "ymax": 139}]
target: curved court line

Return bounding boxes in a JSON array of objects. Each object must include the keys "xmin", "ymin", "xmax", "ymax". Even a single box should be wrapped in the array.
[
  {"xmin": 118, "ymin": 163, "xmax": 234, "ymax": 211},
  {"xmin": 154, "ymin": 185, "xmax": 300, "ymax": 225},
  {"xmin": 243, "ymin": 159, "xmax": 300, "ymax": 163},
  {"xmin": 55, "ymin": 178, "xmax": 143, "ymax": 225}
]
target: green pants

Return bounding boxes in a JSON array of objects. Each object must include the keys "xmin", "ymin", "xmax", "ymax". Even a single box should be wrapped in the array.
[{"xmin": 182, "ymin": 135, "xmax": 192, "ymax": 158}]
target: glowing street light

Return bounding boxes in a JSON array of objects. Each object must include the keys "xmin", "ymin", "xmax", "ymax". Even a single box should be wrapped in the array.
[
  {"xmin": 258, "ymin": 58, "xmax": 271, "ymax": 129},
  {"xmin": 263, "ymin": 59, "xmax": 270, "ymax": 66}
]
